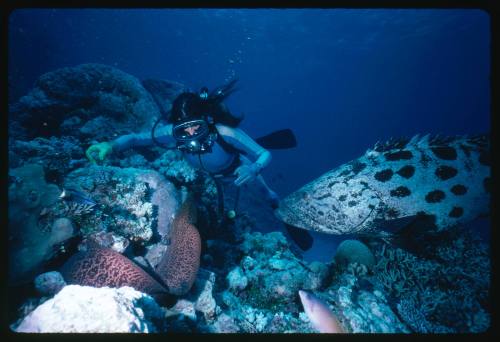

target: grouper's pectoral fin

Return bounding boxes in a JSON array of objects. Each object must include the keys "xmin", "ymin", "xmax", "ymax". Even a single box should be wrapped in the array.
[
  {"xmin": 373, "ymin": 215, "xmax": 421, "ymax": 235},
  {"xmin": 373, "ymin": 213, "xmax": 442, "ymax": 256},
  {"xmin": 283, "ymin": 223, "xmax": 314, "ymax": 251}
]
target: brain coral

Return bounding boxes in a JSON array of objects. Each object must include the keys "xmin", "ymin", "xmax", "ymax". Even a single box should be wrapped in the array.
[{"xmin": 334, "ymin": 239, "xmax": 375, "ymax": 270}]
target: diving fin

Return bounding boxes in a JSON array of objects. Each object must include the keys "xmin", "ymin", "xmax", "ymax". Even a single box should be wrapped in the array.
[
  {"xmin": 283, "ymin": 223, "xmax": 314, "ymax": 251},
  {"xmin": 255, "ymin": 129, "xmax": 297, "ymax": 150}
]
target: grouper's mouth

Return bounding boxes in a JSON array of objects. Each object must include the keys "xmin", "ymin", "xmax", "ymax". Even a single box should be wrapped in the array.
[{"xmin": 273, "ymin": 200, "xmax": 327, "ymax": 233}]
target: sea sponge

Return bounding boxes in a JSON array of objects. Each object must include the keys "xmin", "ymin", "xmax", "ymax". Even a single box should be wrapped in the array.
[
  {"xmin": 334, "ymin": 239, "xmax": 375, "ymax": 270},
  {"xmin": 60, "ymin": 243, "xmax": 170, "ymax": 303},
  {"xmin": 156, "ymin": 195, "xmax": 201, "ymax": 296},
  {"xmin": 8, "ymin": 163, "xmax": 67, "ymax": 284}
]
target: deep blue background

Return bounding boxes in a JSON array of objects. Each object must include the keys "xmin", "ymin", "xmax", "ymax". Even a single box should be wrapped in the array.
[{"xmin": 8, "ymin": 9, "xmax": 491, "ymax": 261}]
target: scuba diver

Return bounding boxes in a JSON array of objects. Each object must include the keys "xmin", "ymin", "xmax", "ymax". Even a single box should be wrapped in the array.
[{"xmin": 86, "ymin": 80, "xmax": 313, "ymax": 251}]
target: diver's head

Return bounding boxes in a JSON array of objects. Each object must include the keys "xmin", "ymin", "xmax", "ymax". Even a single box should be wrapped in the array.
[
  {"xmin": 169, "ymin": 92, "xmax": 216, "ymax": 153},
  {"xmin": 170, "ymin": 92, "xmax": 203, "ymax": 124}
]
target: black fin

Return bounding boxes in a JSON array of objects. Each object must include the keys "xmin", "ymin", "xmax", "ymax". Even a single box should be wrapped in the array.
[
  {"xmin": 255, "ymin": 129, "xmax": 297, "ymax": 150},
  {"xmin": 284, "ymin": 223, "xmax": 313, "ymax": 251},
  {"xmin": 377, "ymin": 213, "xmax": 441, "ymax": 257}
]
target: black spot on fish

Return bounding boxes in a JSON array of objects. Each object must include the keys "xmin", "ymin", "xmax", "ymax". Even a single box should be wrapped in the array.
[
  {"xmin": 431, "ymin": 147, "xmax": 457, "ymax": 160},
  {"xmin": 348, "ymin": 200, "xmax": 358, "ymax": 207},
  {"xmin": 351, "ymin": 161, "xmax": 367, "ymax": 175},
  {"xmin": 459, "ymin": 144, "xmax": 471, "ymax": 157},
  {"xmin": 374, "ymin": 169, "xmax": 393, "ymax": 182},
  {"xmin": 451, "ymin": 184, "xmax": 467, "ymax": 195},
  {"xmin": 396, "ymin": 165, "xmax": 415, "ymax": 179},
  {"xmin": 360, "ymin": 181, "xmax": 369, "ymax": 188},
  {"xmin": 390, "ymin": 186, "xmax": 411, "ymax": 197},
  {"xmin": 315, "ymin": 193, "xmax": 332, "ymax": 200},
  {"xmin": 449, "ymin": 206, "xmax": 464, "ymax": 218},
  {"xmin": 331, "ymin": 205, "xmax": 339, "ymax": 212},
  {"xmin": 479, "ymin": 150, "xmax": 490, "ymax": 166},
  {"xmin": 387, "ymin": 208, "xmax": 399, "ymax": 218},
  {"xmin": 327, "ymin": 181, "xmax": 338, "ymax": 188},
  {"xmin": 420, "ymin": 152, "xmax": 432, "ymax": 167},
  {"xmin": 425, "ymin": 190, "xmax": 445, "ymax": 203},
  {"xmin": 483, "ymin": 177, "xmax": 491, "ymax": 193},
  {"xmin": 368, "ymin": 204, "xmax": 375, "ymax": 209},
  {"xmin": 384, "ymin": 150, "xmax": 413, "ymax": 161},
  {"xmin": 318, "ymin": 211, "xmax": 324, "ymax": 216},
  {"xmin": 339, "ymin": 169, "xmax": 351, "ymax": 177},
  {"xmin": 338, "ymin": 194, "xmax": 347, "ymax": 202},
  {"xmin": 435, "ymin": 165, "xmax": 458, "ymax": 181}
]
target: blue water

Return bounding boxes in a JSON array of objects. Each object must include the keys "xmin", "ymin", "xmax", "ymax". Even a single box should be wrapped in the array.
[{"xmin": 8, "ymin": 9, "xmax": 491, "ymax": 261}]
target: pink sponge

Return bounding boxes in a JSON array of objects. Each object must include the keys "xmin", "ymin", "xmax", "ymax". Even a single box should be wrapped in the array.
[{"xmin": 156, "ymin": 195, "xmax": 201, "ymax": 296}]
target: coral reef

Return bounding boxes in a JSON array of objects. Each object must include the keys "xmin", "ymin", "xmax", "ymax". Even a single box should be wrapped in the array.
[
  {"xmin": 227, "ymin": 231, "xmax": 329, "ymax": 314},
  {"xmin": 9, "ymin": 63, "xmax": 162, "ymax": 141},
  {"xmin": 141, "ymin": 78, "xmax": 186, "ymax": 116},
  {"xmin": 8, "ymin": 64, "xmax": 490, "ymax": 334},
  {"xmin": 62, "ymin": 165, "xmax": 180, "ymax": 243},
  {"xmin": 151, "ymin": 149, "xmax": 198, "ymax": 184},
  {"xmin": 368, "ymin": 226, "xmax": 490, "ymax": 333},
  {"xmin": 9, "ymin": 136, "xmax": 85, "ymax": 183},
  {"xmin": 14, "ymin": 285, "xmax": 166, "ymax": 333}
]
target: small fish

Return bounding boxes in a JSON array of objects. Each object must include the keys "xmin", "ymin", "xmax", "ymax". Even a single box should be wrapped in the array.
[
  {"xmin": 299, "ymin": 290, "xmax": 345, "ymax": 333},
  {"xmin": 60, "ymin": 187, "xmax": 97, "ymax": 206},
  {"xmin": 275, "ymin": 134, "xmax": 490, "ymax": 238}
]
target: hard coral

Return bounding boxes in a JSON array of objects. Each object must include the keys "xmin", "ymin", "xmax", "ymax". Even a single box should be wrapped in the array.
[{"xmin": 334, "ymin": 239, "xmax": 375, "ymax": 270}]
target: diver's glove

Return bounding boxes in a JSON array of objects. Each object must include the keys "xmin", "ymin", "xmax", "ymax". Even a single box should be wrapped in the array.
[
  {"xmin": 85, "ymin": 141, "xmax": 114, "ymax": 164},
  {"xmin": 234, "ymin": 162, "xmax": 262, "ymax": 186}
]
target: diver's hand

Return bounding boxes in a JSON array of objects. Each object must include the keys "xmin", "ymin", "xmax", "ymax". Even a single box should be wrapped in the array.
[
  {"xmin": 85, "ymin": 141, "xmax": 113, "ymax": 164},
  {"xmin": 234, "ymin": 163, "xmax": 261, "ymax": 186}
]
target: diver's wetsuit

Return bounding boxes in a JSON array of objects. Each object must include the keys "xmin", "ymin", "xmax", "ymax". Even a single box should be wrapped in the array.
[{"xmin": 111, "ymin": 123, "xmax": 278, "ymax": 202}]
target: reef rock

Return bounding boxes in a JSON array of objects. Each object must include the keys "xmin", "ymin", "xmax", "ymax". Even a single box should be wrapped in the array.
[
  {"xmin": 8, "ymin": 164, "xmax": 74, "ymax": 285},
  {"xmin": 330, "ymin": 272, "xmax": 410, "ymax": 333},
  {"xmin": 234, "ymin": 231, "xmax": 330, "ymax": 312},
  {"xmin": 10, "ymin": 63, "xmax": 161, "ymax": 141},
  {"xmin": 14, "ymin": 285, "xmax": 166, "ymax": 333},
  {"xmin": 9, "ymin": 136, "xmax": 85, "ymax": 183},
  {"xmin": 34, "ymin": 271, "xmax": 67, "ymax": 297}
]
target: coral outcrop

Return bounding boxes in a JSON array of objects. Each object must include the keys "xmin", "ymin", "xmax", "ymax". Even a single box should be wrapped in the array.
[
  {"xmin": 14, "ymin": 285, "xmax": 166, "ymax": 333},
  {"xmin": 9, "ymin": 63, "xmax": 162, "ymax": 141}
]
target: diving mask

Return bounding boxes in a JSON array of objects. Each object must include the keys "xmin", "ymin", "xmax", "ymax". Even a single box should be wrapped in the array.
[
  {"xmin": 172, "ymin": 119, "xmax": 210, "ymax": 141},
  {"xmin": 173, "ymin": 119, "xmax": 217, "ymax": 153}
]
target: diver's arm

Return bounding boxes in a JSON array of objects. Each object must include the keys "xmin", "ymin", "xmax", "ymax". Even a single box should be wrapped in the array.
[
  {"xmin": 112, "ymin": 124, "xmax": 175, "ymax": 152},
  {"xmin": 216, "ymin": 124, "xmax": 272, "ymax": 172}
]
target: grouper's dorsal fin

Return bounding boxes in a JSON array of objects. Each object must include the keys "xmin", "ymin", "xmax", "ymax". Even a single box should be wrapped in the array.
[{"xmin": 372, "ymin": 136, "xmax": 411, "ymax": 152}]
